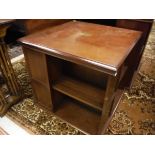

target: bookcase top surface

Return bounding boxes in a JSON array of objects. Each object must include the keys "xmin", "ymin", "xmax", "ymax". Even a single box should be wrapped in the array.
[{"xmin": 19, "ymin": 21, "xmax": 141, "ymax": 74}]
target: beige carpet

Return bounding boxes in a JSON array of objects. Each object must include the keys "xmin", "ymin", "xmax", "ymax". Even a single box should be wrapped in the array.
[{"xmin": 5, "ymin": 23, "xmax": 155, "ymax": 135}]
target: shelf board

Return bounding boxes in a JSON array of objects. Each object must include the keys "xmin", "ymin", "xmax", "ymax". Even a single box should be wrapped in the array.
[
  {"xmin": 53, "ymin": 76, "xmax": 105, "ymax": 112},
  {"xmin": 54, "ymin": 99, "xmax": 100, "ymax": 134}
]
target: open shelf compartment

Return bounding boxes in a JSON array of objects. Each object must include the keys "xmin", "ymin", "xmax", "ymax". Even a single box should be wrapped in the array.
[
  {"xmin": 53, "ymin": 76, "xmax": 105, "ymax": 112},
  {"xmin": 54, "ymin": 97, "xmax": 101, "ymax": 135},
  {"xmin": 46, "ymin": 55, "xmax": 108, "ymax": 134}
]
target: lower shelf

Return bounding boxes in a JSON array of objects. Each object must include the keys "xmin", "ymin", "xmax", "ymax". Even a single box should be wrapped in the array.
[{"xmin": 54, "ymin": 99, "xmax": 101, "ymax": 134}]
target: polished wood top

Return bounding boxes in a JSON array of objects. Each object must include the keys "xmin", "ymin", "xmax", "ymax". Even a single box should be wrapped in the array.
[{"xmin": 19, "ymin": 21, "xmax": 141, "ymax": 75}]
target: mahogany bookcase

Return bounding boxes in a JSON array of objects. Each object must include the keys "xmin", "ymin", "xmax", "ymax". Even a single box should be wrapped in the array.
[{"xmin": 19, "ymin": 21, "xmax": 142, "ymax": 134}]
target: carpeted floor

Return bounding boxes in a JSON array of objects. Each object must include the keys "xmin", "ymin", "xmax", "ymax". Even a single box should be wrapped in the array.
[
  {"xmin": 5, "ymin": 23, "xmax": 155, "ymax": 135},
  {"xmin": 8, "ymin": 45, "xmax": 23, "ymax": 59}
]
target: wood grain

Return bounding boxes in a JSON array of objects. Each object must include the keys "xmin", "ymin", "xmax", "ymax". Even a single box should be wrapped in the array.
[
  {"xmin": 19, "ymin": 21, "xmax": 142, "ymax": 76},
  {"xmin": 53, "ymin": 76, "xmax": 105, "ymax": 111}
]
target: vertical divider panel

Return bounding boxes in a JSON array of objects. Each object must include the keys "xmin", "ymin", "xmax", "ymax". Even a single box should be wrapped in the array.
[
  {"xmin": 46, "ymin": 55, "xmax": 64, "ymax": 110},
  {"xmin": 23, "ymin": 46, "xmax": 53, "ymax": 111}
]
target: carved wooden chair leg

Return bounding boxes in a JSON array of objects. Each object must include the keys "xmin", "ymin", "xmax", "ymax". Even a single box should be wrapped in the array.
[
  {"xmin": 0, "ymin": 21, "xmax": 22, "ymax": 117},
  {"xmin": 0, "ymin": 90, "xmax": 7, "ymax": 117}
]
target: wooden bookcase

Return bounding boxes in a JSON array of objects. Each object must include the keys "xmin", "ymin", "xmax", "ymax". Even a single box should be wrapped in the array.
[
  {"xmin": 20, "ymin": 21, "xmax": 143, "ymax": 134},
  {"xmin": 23, "ymin": 47, "xmax": 125, "ymax": 134}
]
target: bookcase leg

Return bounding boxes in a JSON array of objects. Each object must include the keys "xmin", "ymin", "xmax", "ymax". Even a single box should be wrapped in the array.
[{"xmin": 98, "ymin": 74, "xmax": 120, "ymax": 134}]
